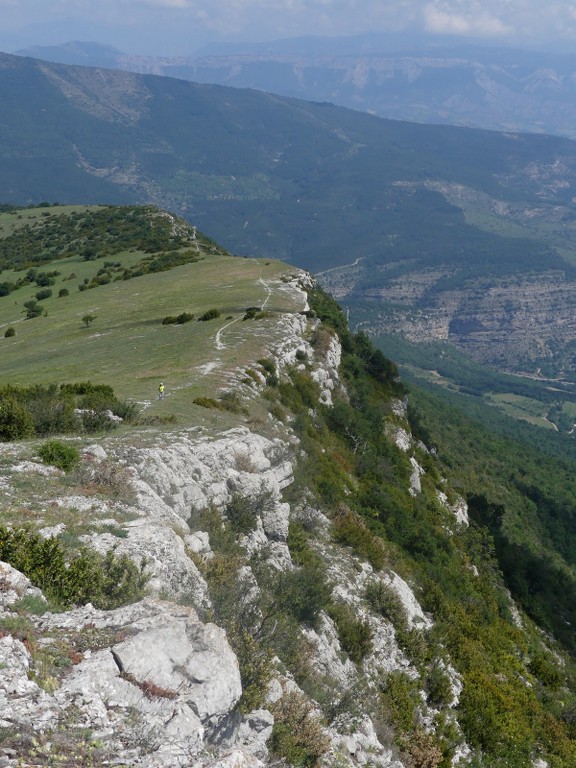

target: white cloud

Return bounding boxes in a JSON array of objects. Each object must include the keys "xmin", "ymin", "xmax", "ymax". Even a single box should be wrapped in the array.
[
  {"xmin": 2, "ymin": 0, "xmax": 576, "ymax": 51},
  {"xmin": 424, "ymin": 2, "xmax": 511, "ymax": 36}
]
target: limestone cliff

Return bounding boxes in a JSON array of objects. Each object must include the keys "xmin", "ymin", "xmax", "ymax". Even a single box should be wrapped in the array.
[{"xmin": 0, "ymin": 273, "xmax": 559, "ymax": 768}]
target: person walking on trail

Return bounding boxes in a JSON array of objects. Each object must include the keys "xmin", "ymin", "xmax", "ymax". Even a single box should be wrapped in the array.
[{"xmin": 158, "ymin": 382, "xmax": 165, "ymax": 400}]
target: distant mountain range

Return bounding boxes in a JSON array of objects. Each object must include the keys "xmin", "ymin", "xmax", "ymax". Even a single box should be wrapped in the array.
[
  {"xmin": 15, "ymin": 38, "xmax": 576, "ymax": 139},
  {"xmin": 2, "ymin": 50, "xmax": 576, "ymax": 379}
]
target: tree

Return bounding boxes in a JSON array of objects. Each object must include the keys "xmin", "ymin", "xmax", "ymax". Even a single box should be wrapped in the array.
[
  {"xmin": 23, "ymin": 300, "xmax": 42, "ymax": 319},
  {"xmin": 82, "ymin": 314, "xmax": 96, "ymax": 327}
]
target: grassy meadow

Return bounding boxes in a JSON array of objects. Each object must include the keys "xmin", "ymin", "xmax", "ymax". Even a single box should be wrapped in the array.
[{"xmin": 0, "ymin": 206, "xmax": 305, "ymax": 426}]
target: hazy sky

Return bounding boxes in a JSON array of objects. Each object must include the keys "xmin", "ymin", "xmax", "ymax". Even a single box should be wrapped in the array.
[{"xmin": 1, "ymin": 0, "xmax": 575, "ymax": 55}]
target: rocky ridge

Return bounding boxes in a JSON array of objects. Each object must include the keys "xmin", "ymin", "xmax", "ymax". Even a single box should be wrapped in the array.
[{"xmin": 1, "ymin": 276, "xmax": 483, "ymax": 768}]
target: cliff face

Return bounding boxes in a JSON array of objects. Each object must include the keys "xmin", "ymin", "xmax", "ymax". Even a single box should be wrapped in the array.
[
  {"xmin": 0, "ymin": 274, "xmax": 567, "ymax": 768},
  {"xmin": 0, "ymin": 274, "xmax": 445, "ymax": 767}
]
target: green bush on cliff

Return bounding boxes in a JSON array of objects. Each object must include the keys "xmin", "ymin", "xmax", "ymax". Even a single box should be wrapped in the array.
[{"xmin": 0, "ymin": 526, "xmax": 147, "ymax": 609}]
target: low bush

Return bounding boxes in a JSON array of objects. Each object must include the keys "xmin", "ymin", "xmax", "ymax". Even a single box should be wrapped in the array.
[
  {"xmin": 4, "ymin": 327, "xmax": 15, "ymax": 338},
  {"xmin": 0, "ymin": 397, "xmax": 35, "ymax": 441},
  {"xmin": 57, "ymin": 288, "xmax": 69, "ymax": 297},
  {"xmin": 243, "ymin": 306, "xmax": 262, "ymax": 320},
  {"xmin": 35, "ymin": 288, "xmax": 52, "ymax": 301},
  {"xmin": 193, "ymin": 396, "xmax": 224, "ymax": 410},
  {"xmin": 332, "ymin": 509, "xmax": 386, "ymax": 569},
  {"xmin": 162, "ymin": 312, "xmax": 194, "ymax": 325},
  {"xmin": 0, "ymin": 526, "xmax": 147, "ymax": 610},
  {"xmin": 38, "ymin": 440, "xmax": 80, "ymax": 471},
  {"xmin": 219, "ymin": 390, "xmax": 248, "ymax": 414},
  {"xmin": 70, "ymin": 457, "xmax": 134, "ymax": 499},
  {"xmin": 23, "ymin": 300, "xmax": 42, "ymax": 319},
  {"xmin": 79, "ymin": 410, "xmax": 117, "ymax": 433},
  {"xmin": 273, "ymin": 563, "xmax": 331, "ymax": 627},
  {"xmin": 425, "ymin": 663, "xmax": 454, "ymax": 707},
  {"xmin": 198, "ymin": 308, "xmax": 221, "ymax": 321},
  {"xmin": 328, "ymin": 603, "xmax": 373, "ymax": 664},
  {"xmin": 379, "ymin": 671, "xmax": 421, "ymax": 735},
  {"xmin": 365, "ymin": 580, "xmax": 408, "ymax": 628},
  {"xmin": 225, "ymin": 486, "xmax": 274, "ymax": 534},
  {"xmin": 269, "ymin": 688, "xmax": 330, "ymax": 767}
]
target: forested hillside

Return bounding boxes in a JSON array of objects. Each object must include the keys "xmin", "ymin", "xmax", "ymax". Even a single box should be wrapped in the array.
[{"xmin": 3, "ymin": 51, "xmax": 576, "ymax": 382}]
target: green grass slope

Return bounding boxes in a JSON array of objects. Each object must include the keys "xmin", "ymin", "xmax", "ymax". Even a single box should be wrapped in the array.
[{"xmin": 0, "ymin": 204, "xmax": 304, "ymax": 423}]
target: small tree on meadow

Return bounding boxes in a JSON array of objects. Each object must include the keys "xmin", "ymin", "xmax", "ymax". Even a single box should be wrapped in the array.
[{"xmin": 82, "ymin": 314, "xmax": 96, "ymax": 328}]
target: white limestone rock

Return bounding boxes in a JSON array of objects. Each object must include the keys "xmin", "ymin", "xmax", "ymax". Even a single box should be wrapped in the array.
[
  {"xmin": 390, "ymin": 426, "xmax": 412, "ymax": 452},
  {"xmin": 383, "ymin": 572, "xmax": 432, "ymax": 631},
  {"xmin": 409, "ymin": 456, "xmax": 424, "ymax": 496},
  {"xmin": 33, "ymin": 599, "xmax": 245, "ymax": 763},
  {"xmin": 186, "ymin": 530, "xmax": 211, "ymax": 555},
  {"xmin": 328, "ymin": 715, "xmax": 404, "ymax": 767},
  {"xmin": 81, "ymin": 519, "xmax": 208, "ymax": 605},
  {"xmin": 438, "ymin": 491, "xmax": 469, "ymax": 527},
  {"xmin": 0, "ymin": 634, "xmax": 58, "ymax": 731},
  {"xmin": 230, "ymin": 709, "xmax": 274, "ymax": 760},
  {"xmin": 0, "ymin": 560, "xmax": 46, "ymax": 612}
]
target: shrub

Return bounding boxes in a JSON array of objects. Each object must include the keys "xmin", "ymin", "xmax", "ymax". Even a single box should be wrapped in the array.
[
  {"xmin": 380, "ymin": 671, "xmax": 421, "ymax": 735},
  {"xmin": 269, "ymin": 689, "xmax": 330, "ymax": 767},
  {"xmin": 25, "ymin": 394, "xmax": 79, "ymax": 436},
  {"xmin": 70, "ymin": 458, "xmax": 134, "ymax": 499},
  {"xmin": 35, "ymin": 288, "xmax": 52, "ymax": 301},
  {"xmin": 198, "ymin": 308, "xmax": 221, "ymax": 321},
  {"xmin": 112, "ymin": 399, "xmax": 140, "ymax": 422},
  {"xmin": 332, "ymin": 509, "xmax": 386, "ymax": 569},
  {"xmin": 60, "ymin": 382, "xmax": 114, "ymax": 397},
  {"xmin": 82, "ymin": 314, "xmax": 96, "ymax": 327},
  {"xmin": 79, "ymin": 410, "xmax": 117, "ymax": 433},
  {"xmin": 243, "ymin": 306, "xmax": 262, "ymax": 320},
  {"xmin": 193, "ymin": 396, "xmax": 224, "ymax": 410},
  {"xmin": 38, "ymin": 440, "xmax": 80, "ymax": 471},
  {"xmin": 257, "ymin": 358, "xmax": 276, "ymax": 375},
  {"xmin": 528, "ymin": 652, "xmax": 563, "ymax": 689},
  {"xmin": 287, "ymin": 522, "xmax": 324, "ymax": 569},
  {"xmin": 4, "ymin": 327, "xmax": 15, "ymax": 338},
  {"xmin": 273, "ymin": 563, "xmax": 331, "ymax": 627},
  {"xmin": 400, "ymin": 731, "xmax": 443, "ymax": 768},
  {"xmin": 425, "ymin": 663, "xmax": 454, "ymax": 707},
  {"xmin": 0, "ymin": 526, "xmax": 147, "ymax": 610},
  {"xmin": 219, "ymin": 391, "xmax": 247, "ymax": 414},
  {"xmin": 0, "ymin": 397, "xmax": 34, "ymax": 441},
  {"xmin": 269, "ymin": 402, "xmax": 288, "ymax": 422},
  {"xmin": 328, "ymin": 603, "xmax": 373, "ymax": 664},
  {"xmin": 365, "ymin": 580, "xmax": 408, "ymax": 628},
  {"xmin": 225, "ymin": 493, "xmax": 259, "ymax": 534},
  {"xmin": 23, "ymin": 300, "xmax": 42, "ymax": 319},
  {"xmin": 58, "ymin": 288, "xmax": 69, "ymax": 298},
  {"xmin": 225, "ymin": 487, "xmax": 274, "ymax": 534},
  {"xmin": 162, "ymin": 312, "xmax": 194, "ymax": 325}
]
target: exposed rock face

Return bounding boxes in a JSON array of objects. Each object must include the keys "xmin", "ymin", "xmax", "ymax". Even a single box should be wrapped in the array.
[
  {"xmin": 0, "ymin": 279, "xmax": 480, "ymax": 768},
  {"xmin": 0, "ymin": 598, "xmax": 247, "ymax": 767},
  {"xmin": 0, "ymin": 561, "xmax": 46, "ymax": 611},
  {"xmin": 321, "ymin": 261, "xmax": 576, "ymax": 377}
]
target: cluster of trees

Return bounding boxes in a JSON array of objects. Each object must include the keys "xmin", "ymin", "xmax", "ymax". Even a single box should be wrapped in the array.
[{"xmin": 0, "ymin": 205, "xmax": 196, "ymax": 272}]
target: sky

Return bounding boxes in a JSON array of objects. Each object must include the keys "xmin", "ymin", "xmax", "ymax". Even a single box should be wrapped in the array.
[{"xmin": 1, "ymin": 0, "xmax": 576, "ymax": 56}]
